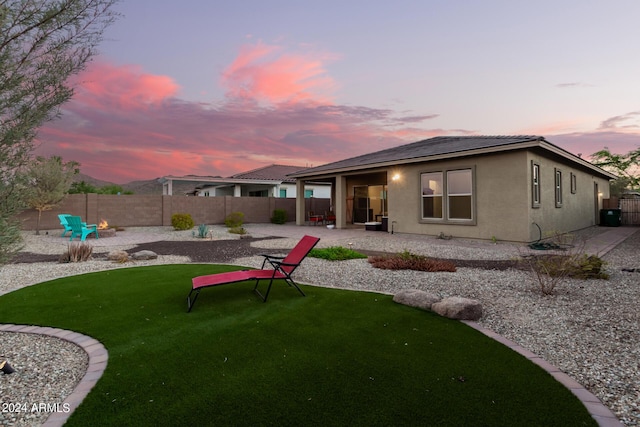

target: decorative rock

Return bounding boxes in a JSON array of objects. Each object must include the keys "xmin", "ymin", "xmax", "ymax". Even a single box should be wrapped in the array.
[
  {"xmin": 393, "ymin": 289, "xmax": 441, "ymax": 310},
  {"xmin": 431, "ymin": 297, "xmax": 483, "ymax": 321},
  {"xmin": 131, "ymin": 250, "xmax": 158, "ymax": 260},
  {"xmin": 106, "ymin": 250, "xmax": 129, "ymax": 261}
]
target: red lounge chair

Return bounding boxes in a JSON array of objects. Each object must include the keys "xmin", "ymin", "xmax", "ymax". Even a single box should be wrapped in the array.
[{"xmin": 187, "ymin": 235, "xmax": 320, "ymax": 312}]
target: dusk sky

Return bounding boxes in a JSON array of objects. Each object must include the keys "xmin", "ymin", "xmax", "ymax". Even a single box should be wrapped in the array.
[{"xmin": 34, "ymin": 0, "xmax": 640, "ymax": 183}]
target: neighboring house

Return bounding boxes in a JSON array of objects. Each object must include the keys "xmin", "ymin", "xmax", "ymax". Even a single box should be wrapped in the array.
[
  {"xmin": 160, "ymin": 165, "xmax": 330, "ymax": 198},
  {"xmin": 288, "ymin": 136, "xmax": 616, "ymax": 242}
]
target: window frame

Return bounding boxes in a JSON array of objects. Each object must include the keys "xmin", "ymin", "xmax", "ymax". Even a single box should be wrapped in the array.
[
  {"xmin": 420, "ymin": 166, "xmax": 476, "ymax": 225},
  {"xmin": 421, "ymin": 171, "xmax": 444, "ymax": 220},
  {"xmin": 570, "ymin": 172, "xmax": 577, "ymax": 194},
  {"xmin": 531, "ymin": 162, "xmax": 541, "ymax": 208},
  {"xmin": 555, "ymin": 168, "xmax": 563, "ymax": 208}
]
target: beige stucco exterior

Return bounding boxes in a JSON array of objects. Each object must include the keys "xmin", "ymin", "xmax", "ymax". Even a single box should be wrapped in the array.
[{"xmin": 295, "ymin": 147, "xmax": 612, "ymax": 242}]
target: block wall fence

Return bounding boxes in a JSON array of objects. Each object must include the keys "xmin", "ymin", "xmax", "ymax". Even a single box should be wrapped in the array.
[{"xmin": 17, "ymin": 194, "xmax": 331, "ymax": 230}]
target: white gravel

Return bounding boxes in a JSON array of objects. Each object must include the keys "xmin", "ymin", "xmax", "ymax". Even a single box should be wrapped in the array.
[{"xmin": 1, "ymin": 226, "xmax": 639, "ymax": 426}]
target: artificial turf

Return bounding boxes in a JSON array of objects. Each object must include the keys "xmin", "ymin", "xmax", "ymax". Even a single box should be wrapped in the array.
[{"xmin": 0, "ymin": 264, "xmax": 596, "ymax": 426}]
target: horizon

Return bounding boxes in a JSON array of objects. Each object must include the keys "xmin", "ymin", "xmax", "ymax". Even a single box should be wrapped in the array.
[{"xmin": 32, "ymin": 1, "xmax": 640, "ymax": 183}]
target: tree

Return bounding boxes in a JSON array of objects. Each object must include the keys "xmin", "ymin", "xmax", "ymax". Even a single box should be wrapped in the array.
[
  {"xmin": 98, "ymin": 184, "xmax": 132, "ymax": 195},
  {"xmin": 26, "ymin": 155, "xmax": 79, "ymax": 234},
  {"xmin": 591, "ymin": 147, "xmax": 640, "ymax": 196},
  {"xmin": 69, "ymin": 180, "xmax": 98, "ymax": 193},
  {"xmin": 0, "ymin": 0, "xmax": 119, "ymax": 261}
]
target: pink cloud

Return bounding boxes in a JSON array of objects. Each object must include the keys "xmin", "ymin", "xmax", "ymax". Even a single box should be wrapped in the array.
[
  {"xmin": 35, "ymin": 58, "xmax": 429, "ymax": 182},
  {"xmin": 220, "ymin": 41, "xmax": 338, "ymax": 104},
  {"xmin": 71, "ymin": 61, "xmax": 180, "ymax": 110}
]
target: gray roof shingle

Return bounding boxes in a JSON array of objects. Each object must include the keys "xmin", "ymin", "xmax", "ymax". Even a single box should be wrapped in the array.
[
  {"xmin": 292, "ymin": 136, "xmax": 544, "ymax": 176},
  {"xmin": 230, "ymin": 164, "xmax": 307, "ymax": 182}
]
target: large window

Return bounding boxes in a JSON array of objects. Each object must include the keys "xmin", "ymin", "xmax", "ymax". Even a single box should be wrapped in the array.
[
  {"xmin": 532, "ymin": 162, "xmax": 540, "ymax": 207},
  {"xmin": 421, "ymin": 168, "xmax": 473, "ymax": 222}
]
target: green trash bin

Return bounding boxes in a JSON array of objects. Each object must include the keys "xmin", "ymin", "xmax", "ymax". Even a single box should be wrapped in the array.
[{"xmin": 600, "ymin": 209, "xmax": 622, "ymax": 227}]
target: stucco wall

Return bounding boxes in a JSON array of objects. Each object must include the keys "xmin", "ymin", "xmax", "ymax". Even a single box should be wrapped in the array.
[
  {"xmin": 384, "ymin": 150, "xmax": 610, "ymax": 242},
  {"xmin": 387, "ymin": 151, "xmax": 531, "ymax": 241},
  {"xmin": 527, "ymin": 152, "xmax": 610, "ymax": 240}
]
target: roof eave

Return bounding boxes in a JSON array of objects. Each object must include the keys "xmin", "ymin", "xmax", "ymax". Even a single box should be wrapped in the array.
[{"xmin": 290, "ymin": 139, "xmax": 617, "ymax": 180}]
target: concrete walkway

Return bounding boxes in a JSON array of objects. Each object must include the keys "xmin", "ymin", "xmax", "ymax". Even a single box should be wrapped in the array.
[{"xmin": 582, "ymin": 226, "xmax": 639, "ymax": 256}]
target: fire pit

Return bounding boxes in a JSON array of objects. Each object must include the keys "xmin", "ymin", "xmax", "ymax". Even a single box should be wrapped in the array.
[{"xmin": 96, "ymin": 219, "xmax": 116, "ymax": 238}]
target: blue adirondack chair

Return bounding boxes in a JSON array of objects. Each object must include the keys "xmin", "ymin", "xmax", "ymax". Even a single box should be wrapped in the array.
[
  {"xmin": 67, "ymin": 216, "xmax": 98, "ymax": 241},
  {"xmin": 58, "ymin": 214, "xmax": 88, "ymax": 237}
]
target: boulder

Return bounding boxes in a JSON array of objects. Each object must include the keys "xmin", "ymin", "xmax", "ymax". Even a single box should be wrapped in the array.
[
  {"xmin": 107, "ymin": 250, "xmax": 129, "ymax": 261},
  {"xmin": 431, "ymin": 297, "xmax": 483, "ymax": 321},
  {"xmin": 131, "ymin": 250, "xmax": 158, "ymax": 260},
  {"xmin": 393, "ymin": 289, "xmax": 441, "ymax": 311}
]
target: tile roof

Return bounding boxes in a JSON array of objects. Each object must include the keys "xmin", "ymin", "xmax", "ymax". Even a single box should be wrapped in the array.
[
  {"xmin": 292, "ymin": 136, "xmax": 545, "ymax": 176},
  {"xmin": 229, "ymin": 164, "xmax": 307, "ymax": 182}
]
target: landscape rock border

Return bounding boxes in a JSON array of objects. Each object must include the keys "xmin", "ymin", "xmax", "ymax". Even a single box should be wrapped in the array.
[{"xmin": 393, "ymin": 289, "xmax": 483, "ymax": 321}]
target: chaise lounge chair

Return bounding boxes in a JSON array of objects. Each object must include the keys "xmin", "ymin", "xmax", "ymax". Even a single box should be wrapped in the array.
[{"xmin": 187, "ymin": 235, "xmax": 320, "ymax": 312}]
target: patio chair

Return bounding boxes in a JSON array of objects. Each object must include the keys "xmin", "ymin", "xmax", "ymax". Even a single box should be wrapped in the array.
[
  {"xmin": 67, "ymin": 215, "xmax": 98, "ymax": 241},
  {"xmin": 187, "ymin": 235, "xmax": 320, "ymax": 312},
  {"xmin": 308, "ymin": 211, "xmax": 323, "ymax": 226},
  {"xmin": 325, "ymin": 211, "xmax": 336, "ymax": 225},
  {"xmin": 58, "ymin": 214, "xmax": 87, "ymax": 237}
]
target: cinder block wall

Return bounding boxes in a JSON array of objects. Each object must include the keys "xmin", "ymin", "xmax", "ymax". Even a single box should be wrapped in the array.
[{"xmin": 17, "ymin": 194, "xmax": 329, "ymax": 230}]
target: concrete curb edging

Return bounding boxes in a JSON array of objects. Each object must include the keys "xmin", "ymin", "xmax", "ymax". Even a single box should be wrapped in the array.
[
  {"xmin": 0, "ymin": 324, "xmax": 108, "ymax": 427},
  {"xmin": 462, "ymin": 321, "xmax": 621, "ymax": 427},
  {"xmin": 0, "ymin": 321, "xmax": 623, "ymax": 426}
]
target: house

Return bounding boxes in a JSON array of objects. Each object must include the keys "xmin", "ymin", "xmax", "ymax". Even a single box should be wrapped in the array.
[
  {"xmin": 288, "ymin": 136, "xmax": 616, "ymax": 242},
  {"xmin": 160, "ymin": 165, "xmax": 331, "ymax": 198}
]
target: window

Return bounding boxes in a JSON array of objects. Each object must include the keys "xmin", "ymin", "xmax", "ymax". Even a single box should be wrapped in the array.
[
  {"xmin": 532, "ymin": 162, "xmax": 540, "ymax": 207},
  {"xmin": 447, "ymin": 169, "xmax": 472, "ymax": 219},
  {"xmin": 304, "ymin": 189, "xmax": 314, "ymax": 198},
  {"xmin": 555, "ymin": 168, "xmax": 563, "ymax": 207},
  {"xmin": 570, "ymin": 173, "xmax": 577, "ymax": 194},
  {"xmin": 280, "ymin": 188, "xmax": 287, "ymax": 198},
  {"xmin": 421, "ymin": 172, "xmax": 443, "ymax": 219},
  {"xmin": 421, "ymin": 168, "xmax": 473, "ymax": 222}
]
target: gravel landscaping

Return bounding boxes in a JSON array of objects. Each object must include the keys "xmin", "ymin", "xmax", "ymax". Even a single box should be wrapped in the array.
[{"xmin": 1, "ymin": 225, "xmax": 638, "ymax": 426}]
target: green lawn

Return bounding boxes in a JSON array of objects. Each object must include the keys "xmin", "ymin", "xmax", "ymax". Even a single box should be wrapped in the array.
[{"xmin": 0, "ymin": 264, "xmax": 596, "ymax": 426}]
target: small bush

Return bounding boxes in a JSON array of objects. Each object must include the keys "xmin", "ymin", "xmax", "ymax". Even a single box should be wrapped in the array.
[
  {"xmin": 171, "ymin": 213, "xmax": 194, "ymax": 230},
  {"xmin": 309, "ymin": 246, "xmax": 368, "ymax": 261},
  {"xmin": 271, "ymin": 209, "xmax": 287, "ymax": 224},
  {"xmin": 530, "ymin": 254, "xmax": 608, "ymax": 280},
  {"xmin": 369, "ymin": 251, "xmax": 456, "ymax": 272},
  {"xmin": 228, "ymin": 226, "xmax": 247, "ymax": 235},
  {"xmin": 225, "ymin": 212, "xmax": 244, "ymax": 228},
  {"xmin": 59, "ymin": 242, "xmax": 93, "ymax": 263}
]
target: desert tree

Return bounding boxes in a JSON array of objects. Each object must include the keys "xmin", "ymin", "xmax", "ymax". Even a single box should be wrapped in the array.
[
  {"xmin": 25, "ymin": 155, "xmax": 79, "ymax": 234},
  {"xmin": 0, "ymin": 0, "xmax": 119, "ymax": 263},
  {"xmin": 591, "ymin": 147, "xmax": 640, "ymax": 196}
]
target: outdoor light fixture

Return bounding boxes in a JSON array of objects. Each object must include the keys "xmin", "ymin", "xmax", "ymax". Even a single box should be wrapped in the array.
[
  {"xmin": 0, "ymin": 359, "xmax": 15, "ymax": 374},
  {"xmin": 391, "ymin": 173, "xmax": 401, "ymax": 181}
]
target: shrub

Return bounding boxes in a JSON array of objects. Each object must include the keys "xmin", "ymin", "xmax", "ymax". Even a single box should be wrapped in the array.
[
  {"xmin": 369, "ymin": 251, "xmax": 456, "ymax": 272},
  {"xmin": 59, "ymin": 242, "xmax": 93, "ymax": 263},
  {"xmin": 521, "ymin": 235, "xmax": 608, "ymax": 295},
  {"xmin": 228, "ymin": 226, "xmax": 247, "ymax": 235},
  {"xmin": 271, "ymin": 209, "xmax": 287, "ymax": 224},
  {"xmin": 171, "ymin": 213, "xmax": 194, "ymax": 230},
  {"xmin": 225, "ymin": 212, "xmax": 244, "ymax": 228},
  {"xmin": 309, "ymin": 246, "xmax": 368, "ymax": 261}
]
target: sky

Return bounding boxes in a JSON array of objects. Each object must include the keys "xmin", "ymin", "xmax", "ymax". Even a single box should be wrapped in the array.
[{"xmin": 33, "ymin": 0, "xmax": 640, "ymax": 183}]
